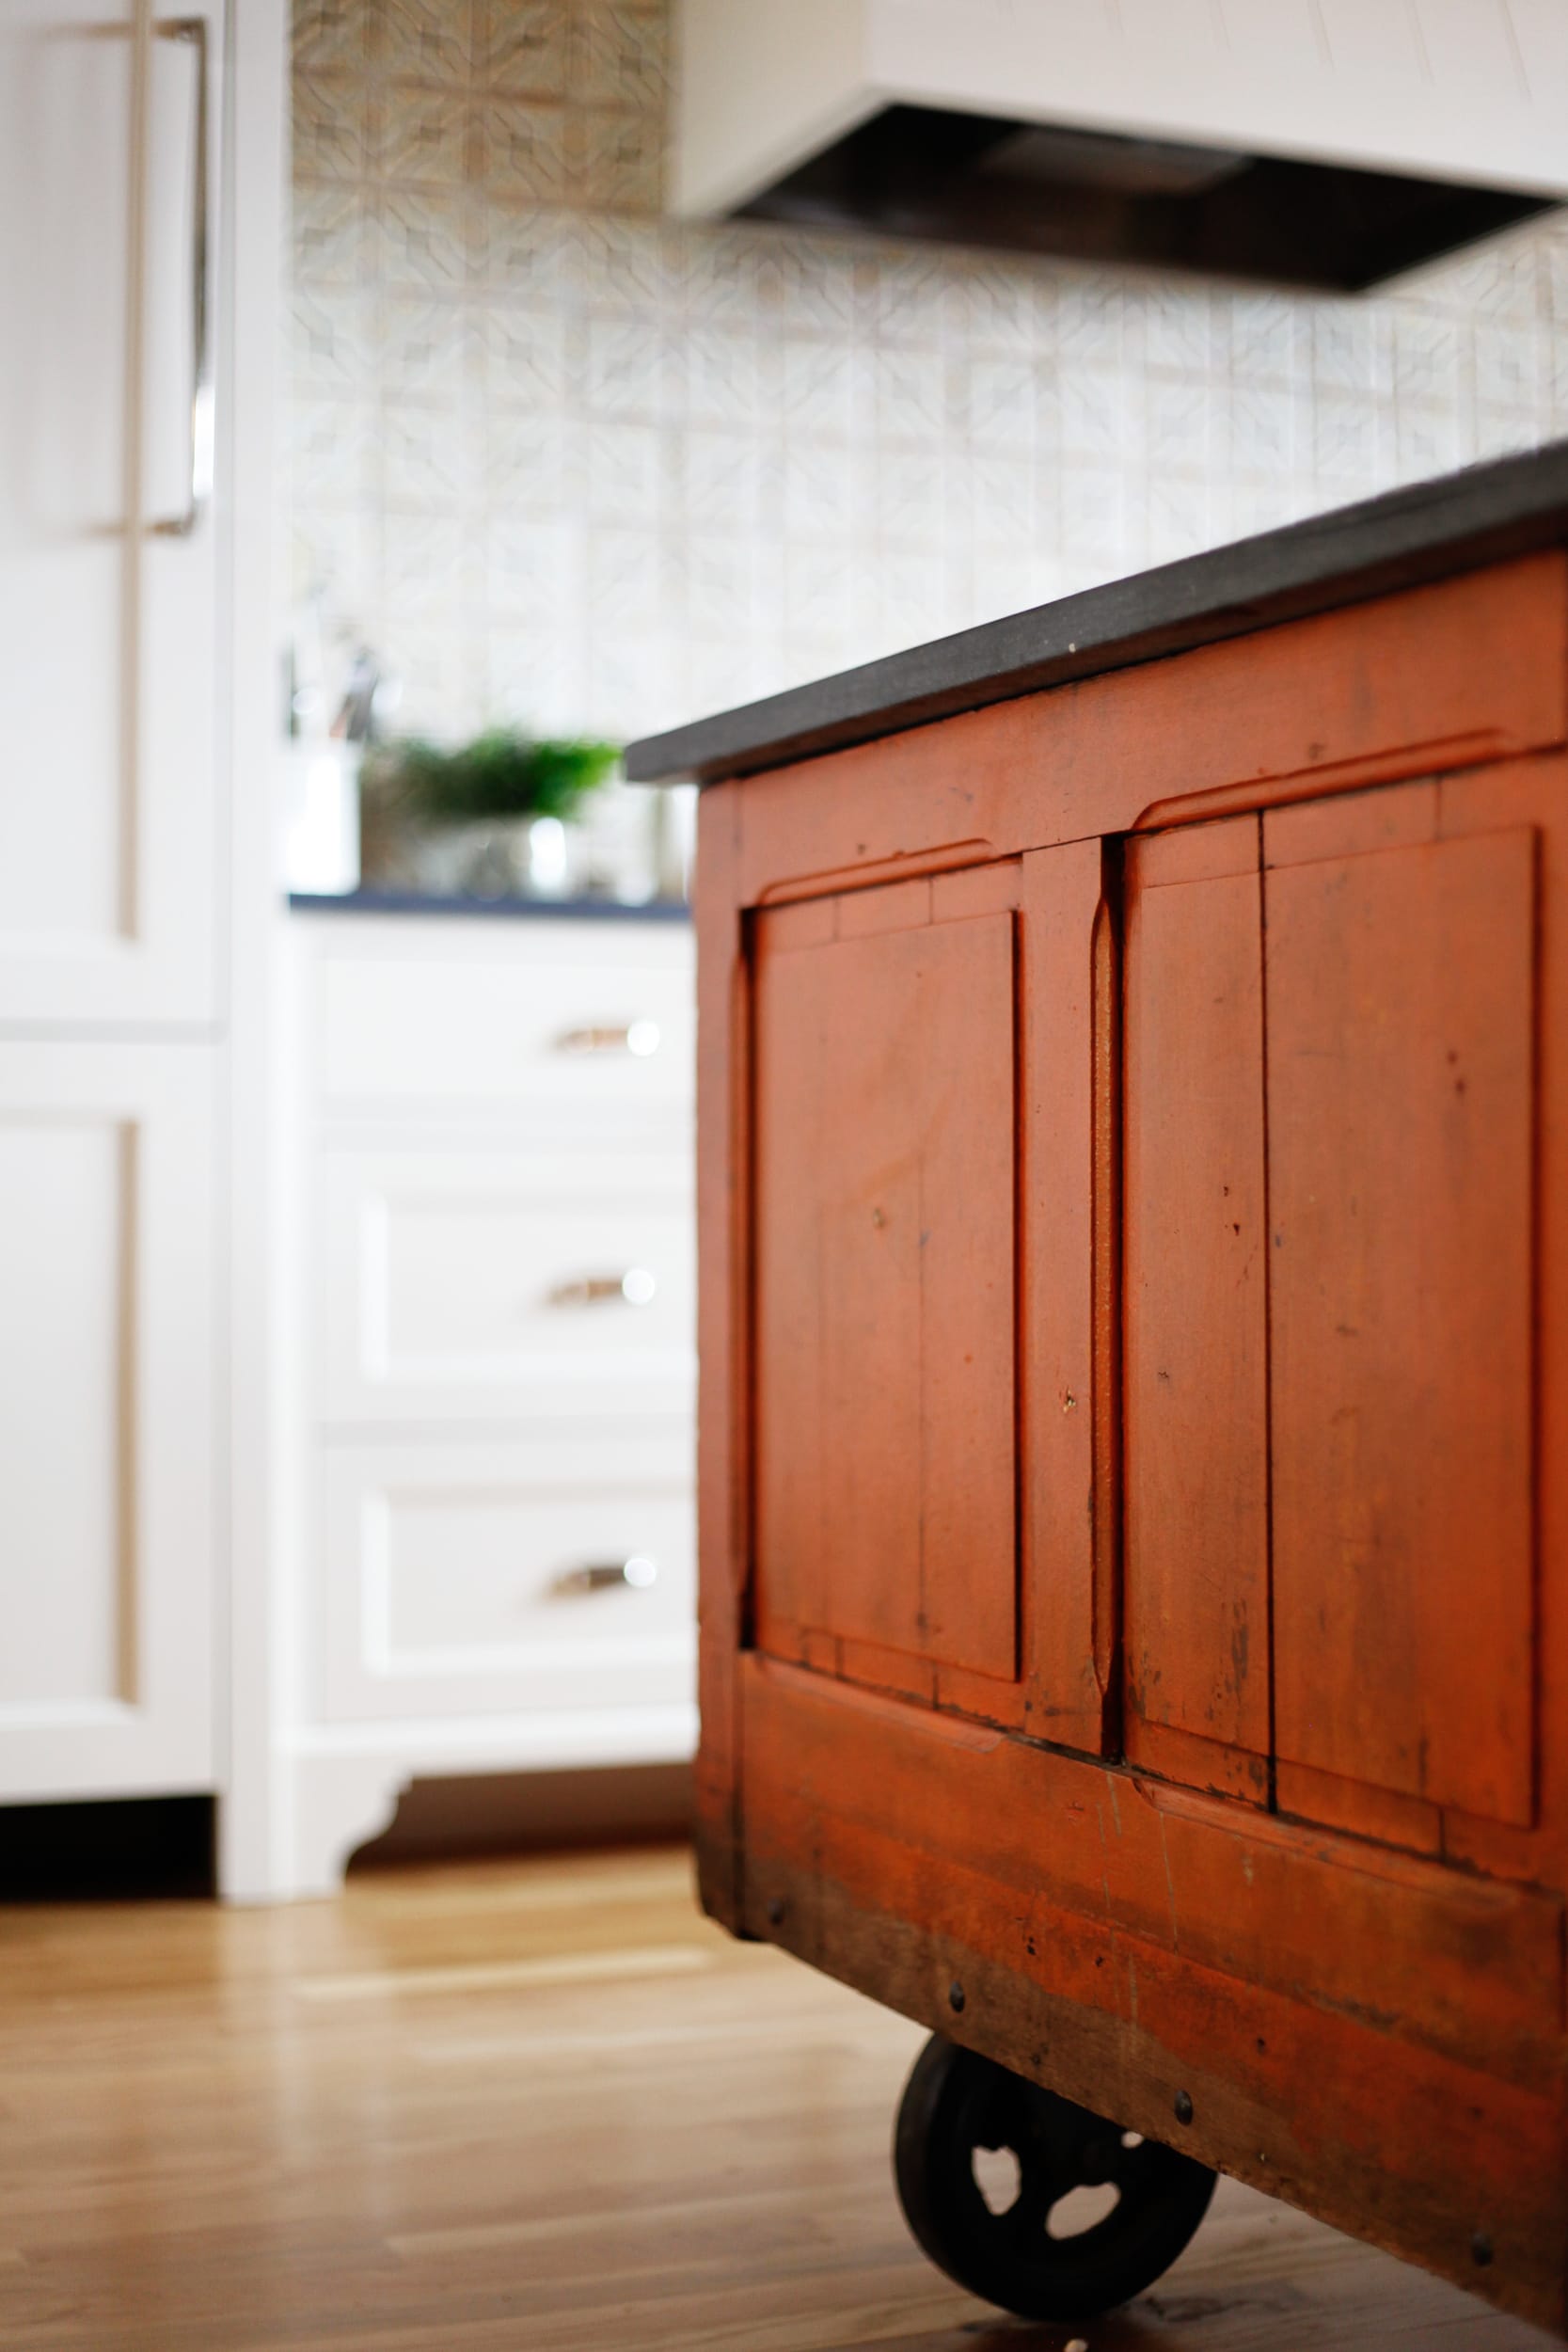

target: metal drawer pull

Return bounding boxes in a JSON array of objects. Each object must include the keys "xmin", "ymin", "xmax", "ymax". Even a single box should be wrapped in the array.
[
  {"xmin": 150, "ymin": 18, "xmax": 213, "ymax": 539},
  {"xmin": 551, "ymin": 1555, "xmax": 659, "ymax": 1597},
  {"xmin": 547, "ymin": 1267, "xmax": 657, "ymax": 1308},
  {"xmin": 555, "ymin": 1020, "xmax": 661, "ymax": 1058}
]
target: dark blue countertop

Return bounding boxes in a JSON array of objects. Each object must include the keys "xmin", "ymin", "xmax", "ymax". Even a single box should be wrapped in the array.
[{"xmin": 289, "ymin": 891, "xmax": 690, "ymax": 924}]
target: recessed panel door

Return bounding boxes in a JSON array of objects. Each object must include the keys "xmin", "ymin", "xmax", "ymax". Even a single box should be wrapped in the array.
[
  {"xmin": 0, "ymin": 1042, "xmax": 214, "ymax": 1797},
  {"xmin": 752, "ymin": 882, "xmax": 1019, "ymax": 1693},
  {"xmin": 0, "ymin": 0, "xmax": 222, "ymax": 1025},
  {"xmin": 1265, "ymin": 791, "xmax": 1536, "ymax": 1836}
]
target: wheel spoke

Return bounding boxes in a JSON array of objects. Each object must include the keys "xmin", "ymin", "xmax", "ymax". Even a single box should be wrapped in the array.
[{"xmin": 997, "ymin": 2152, "xmax": 1060, "ymax": 2245}]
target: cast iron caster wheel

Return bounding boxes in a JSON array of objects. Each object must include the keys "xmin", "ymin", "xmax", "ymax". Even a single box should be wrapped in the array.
[{"xmin": 894, "ymin": 2035, "xmax": 1216, "ymax": 2323}]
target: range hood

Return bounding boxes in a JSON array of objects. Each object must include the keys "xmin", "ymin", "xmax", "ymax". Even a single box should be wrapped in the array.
[{"xmin": 672, "ymin": 0, "xmax": 1567, "ymax": 291}]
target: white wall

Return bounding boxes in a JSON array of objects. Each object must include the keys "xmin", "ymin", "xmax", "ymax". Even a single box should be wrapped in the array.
[{"xmin": 287, "ymin": 0, "xmax": 1568, "ymax": 749}]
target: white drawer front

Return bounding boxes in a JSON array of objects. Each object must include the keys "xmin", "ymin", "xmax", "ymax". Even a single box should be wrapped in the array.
[
  {"xmin": 313, "ymin": 928, "xmax": 694, "ymax": 1112},
  {"xmin": 321, "ymin": 1146, "xmax": 695, "ymax": 1422},
  {"xmin": 319, "ymin": 1434, "xmax": 695, "ymax": 1723}
]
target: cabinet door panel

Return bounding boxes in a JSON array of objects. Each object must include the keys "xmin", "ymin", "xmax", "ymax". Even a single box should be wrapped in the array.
[
  {"xmin": 754, "ymin": 901, "xmax": 1017, "ymax": 1681},
  {"xmin": 0, "ymin": 1, "xmax": 221, "ymax": 1025},
  {"xmin": 1267, "ymin": 825, "xmax": 1536, "ymax": 1828},
  {"xmin": 1123, "ymin": 818, "xmax": 1271, "ymax": 1799},
  {"xmin": 0, "ymin": 1044, "xmax": 214, "ymax": 1796}
]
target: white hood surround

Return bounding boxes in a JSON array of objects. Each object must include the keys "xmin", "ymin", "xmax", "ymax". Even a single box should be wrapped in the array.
[{"xmin": 673, "ymin": 0, "xmax": 1567, "ymax": 288}]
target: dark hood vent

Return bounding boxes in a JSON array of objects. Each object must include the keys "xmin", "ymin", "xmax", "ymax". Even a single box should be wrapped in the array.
[{"xmin": 736, "ymin": 103, "xmax": 1551, "ymax": 293}]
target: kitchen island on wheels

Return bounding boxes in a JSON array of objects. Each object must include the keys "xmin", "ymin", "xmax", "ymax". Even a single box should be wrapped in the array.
[{"xmin": 627, "ymin": 440, "xmax": 1568, "ymax": 2332}]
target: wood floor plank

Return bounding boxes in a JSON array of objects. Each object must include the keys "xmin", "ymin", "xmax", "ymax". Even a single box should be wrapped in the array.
[{"xmin": 0, "ymin": 1846, "xmax": 1555, "ymax": 2349}]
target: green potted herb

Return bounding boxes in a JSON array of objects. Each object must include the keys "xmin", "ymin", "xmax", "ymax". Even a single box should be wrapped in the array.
[{"xmin": 359, "ymin": 729, "xmax": 622, "ymax": 898}]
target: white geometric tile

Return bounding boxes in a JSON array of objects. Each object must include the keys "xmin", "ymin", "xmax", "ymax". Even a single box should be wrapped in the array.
[
  {"xmin": 685, "ymin": 328, "xmax": 765, "ymax": 428},
  {"xmin": 686, "ymin": 532, "xmax": 768, "ymax": 635},
  {"xmin": 574, "ymin": 108, "xmax": 664, "ymax": 215},
  {"xmin": 293, "ymin": 181, "xmax": 380, "ymax": 287},
  {"xmin": 379, "ymin": 0, "xmax": 475, "ymax": 89},
  {"xmin": 484, "ymin": 408, "xmax": 589, "ymax": 510},
  {"xmin": 1219, "ymin": 293, "xmax": 1306, "ymax": 387},
  {"xmin": 380, "ymin": 297, "xmax": 473, "ymax": 402},
  {"xmin": 866, "ymin": 250, "xmax": 958, "ymax": 346},
  {"xmin": 962, "ymin": 357, "xmax": 1041, "ymax": 452},
  {"xmin": 1061, "ymin": 368, "xmax": 1134, "ymax": 461},
  {"xmin": 487, "ymin": 514, "xmax": 588, "ymax": 625},
  {"xmin": 1391, "ymin": 312, "xmax": 1462, "ymax": 403},
  {"xmin": 571, "ymin": 3, "xmax": 668, "ymax": 109},
  {"xmin": 1473, "ymin": 324, "xmax": 1544, "ymax": 411},
  {"xmin": 477, "ymin": 100, "xmax": 570, "ymax": 200},
  {"xmin": 1311, "ymin": 303, "xmax": 1388, "ymax": 395},
  {"xmin": 780, "ymin": 440, "xmax": 861, "ymax": 540},
  {"xmin": 871, "ymin": 346, "xmax": 947, "ymax": 442},
  {"xmin": 1221, "ymin": 384, "xmax": 1301, "ymax": 476},
  {"xmin": 778, "ymin": 340, "xmax": 863, "ymax": 438},
  {"xmin": 585, "ymin": 318, "xmax": 685, "ymax": 419},
  {"xmin": 381, "ymin": 401, "xmax": 471, "ymax": 508},
  {"xmin": 1395, "ymin": 402, "xmax": 1464, "ymax": 483},
  {"xmin": 586, "ymin": 525, "xmax": 683, "ymax": 628},
  {"xmin": 475, "ymin": 304, "xmax": 575, "ymax": 406},
  {"xmin": 874, "ymin": 448, "xmax": 946, "ymax": 547},
  {"xmin": 290, "ymin": 290, "xmax": 381, "ymax": 393},
  {"xmin": 375, "ymin": 84, "xmax": 473, "ymax": 186},
  {"xmin": 954, "ymin": 453, "xmax": 1037, "ymax": 548},
  {"xmin": 1143, "ymin": 286, "xmax": 1212, "ymax": 376},
  {"xmin": 288, "ymin": 398, "xmax": 381, "ymax": 507},
  {"xmin": 570, "ymin": 218, "xmax": 684, "ymax": 314},
  {"xmin": 1313, "ymin": 393, "xmax": 1392, "ymax": 482},
  {"xmin": 784, "ymin": 543, "xmax": 856, "ymax": 641},
  {"xmin": 293, "ymin": 0, "xmax": 374, "ymax": 78},
  {"xmin": 679, "ymin": 430, "xmax": 773, "ymax": 532},
  {"xmin": 487, "ymin": 624, "xmax": 589, "ymax": 735},
  {"xmin": 586, "ymin": 421, "xmax": 669, "ymax": 521},
  {"xmin": 377, "ymin": 187, "xmax": 470, "ymax": 292},
  {"xmin": 477, "ymin": 0, "xmax": 569, "ymax": 96},
  {"xmin": 1145, "ymin": 377, "xmax": 1213, "ymax": 472}
]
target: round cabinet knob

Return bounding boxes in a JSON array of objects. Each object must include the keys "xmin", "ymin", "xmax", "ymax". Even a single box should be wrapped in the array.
[
  {"xmin": 620, "ymin": 1266, "xmax": 657, "ymax": 1305},
  {"xmin": 626, "ymin": 1019, "xmax": 661, "ymax": 1058}
]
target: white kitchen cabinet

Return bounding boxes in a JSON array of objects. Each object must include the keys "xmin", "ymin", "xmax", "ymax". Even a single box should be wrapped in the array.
[
  {"xmin": 317, "ymin": 1431, "xmax": 695, "ymax": 1724},
  {"xmin": 319, "ymin": 1142, "xmax": 695, "ymax": 1424},
  {"xmin": 0, "ymin": 0, "xmax": 287, "ymax": 1853},
  {"xmin": 275, "ymin": 909, "xmax": 699, "ymax": 1896},
  {"xmin": 0, "ymin": 0, "xmax": 226, "ymax": 1029},
  {"xmin": 313, "ymin": 926, "xmax": 695, "ymax": 1118},
  {"xmin": 0, "ymin": 1042, "xmax": 214, "ymax": 1797}
]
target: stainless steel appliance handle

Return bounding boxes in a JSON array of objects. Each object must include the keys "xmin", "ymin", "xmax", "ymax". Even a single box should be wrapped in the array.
[{"xmin": 150, "ymin": 16, "xmax": 210, "ymax": 539}]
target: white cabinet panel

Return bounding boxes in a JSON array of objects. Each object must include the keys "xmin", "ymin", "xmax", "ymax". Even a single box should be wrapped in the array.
[
  {"xmin": 311, "ymin": 918, "xmax": 694, "ymax": 1116},
  {"xmin": 0, "ymin": 1, "xmax": 222, "ymax": 1026},
  {"xmin": 321, "ymin": 1144, "xmax": 695, "ymax": 1422},
  {"xmin": 0, "ymin": 1043, "xmax": 214, "ymax": 1795},
  {"xmin": 320, "ymin": 1434, "xmax": 696, "ymax": 1723}
]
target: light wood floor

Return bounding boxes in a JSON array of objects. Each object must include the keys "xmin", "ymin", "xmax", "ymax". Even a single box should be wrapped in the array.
[{"xmin": 0, "ymin": 1845, "xmax": 1556, "ymax": 2351}]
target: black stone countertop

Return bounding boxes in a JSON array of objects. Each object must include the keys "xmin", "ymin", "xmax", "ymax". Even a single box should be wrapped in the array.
[
  {"xmin": 288, "ymin": 890, "xmax": 690, "ymax": 923},
  {"xmin": 624, "ymin": 442, "xmax": 1568, "ymax": 787}
]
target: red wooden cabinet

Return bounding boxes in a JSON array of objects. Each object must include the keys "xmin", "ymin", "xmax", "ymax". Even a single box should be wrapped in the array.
[{"xmin": 628, "ymin": 452, "xmax": 1568, "ymax": 2330}]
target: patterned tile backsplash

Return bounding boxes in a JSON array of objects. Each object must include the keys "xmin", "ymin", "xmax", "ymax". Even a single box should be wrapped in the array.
[{"xmin": 288, "ymin": 0, "xmax": 1568, "ymax": 744}]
